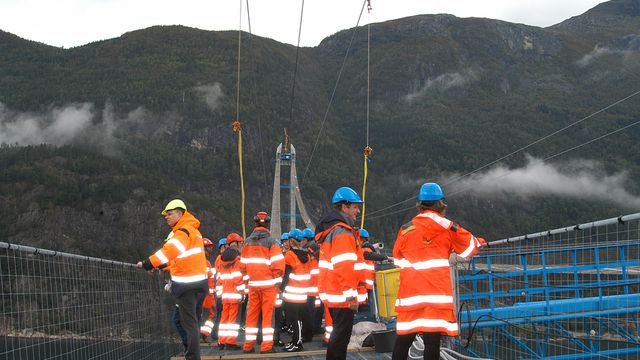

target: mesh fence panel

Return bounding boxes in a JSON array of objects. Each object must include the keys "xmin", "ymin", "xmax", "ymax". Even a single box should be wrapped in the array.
[
  {"xmin": 453, "ymin": 213, "xmax": 640, "ymax": 360},
  {"xmin": 0, "ymin": 242, "xmax": 182, "ymax": 360}
]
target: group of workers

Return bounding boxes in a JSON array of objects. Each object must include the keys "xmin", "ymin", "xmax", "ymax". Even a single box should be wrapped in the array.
[{"xmin": 137, "ymin": 182, "xmax": 485, "ymax": 360}]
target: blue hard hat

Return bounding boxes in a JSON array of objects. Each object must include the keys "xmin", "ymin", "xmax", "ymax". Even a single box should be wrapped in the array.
[
  {"xmin": 218, "ymin": 238, "xmax": 227, "ymax": 247},
  {"xmin": 418, "ymin": 182, "xmax": 445, "ymax": 201},
  {"xmin": 331, "ymin": 187, "xmax": 363, "ymax": 204},
  {"xmin": 359, "ymin": 228, "xmax": 370, "ymax": 238},
  {"xmin": 302, "ymin": 228, "xmax": 314, "ymax": 239},
  {"xmin": 281, "ymin": 233, "xmax": 290, "ymax": 241},
  {"xmin": 289, "ymin": 228, "xmax": 304, "ymax": 241},
  {"xmin": 275, "ymin": 239, "xmax": 283, "ymax": 248}
]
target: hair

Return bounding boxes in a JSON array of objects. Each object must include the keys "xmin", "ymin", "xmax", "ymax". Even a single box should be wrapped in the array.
[
  {"xmin": 417, "ymin": 200, "xmax": 446, "ymax": 213},
  {"xmin": 334, "ymin": 201, "xmax": 352, "ymax": 211}
]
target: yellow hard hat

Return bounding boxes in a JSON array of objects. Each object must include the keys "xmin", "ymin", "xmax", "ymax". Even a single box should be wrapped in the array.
[{"xmin": 161, "ymin": 199, "xmax": 187, "ymax": 215}]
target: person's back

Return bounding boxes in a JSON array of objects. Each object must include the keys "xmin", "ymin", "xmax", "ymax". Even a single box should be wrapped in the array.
[
  {"xmin": 391, "ymin": 183, "xmax": 485, "ymax": 360},
  {"xmin": 240, "ymin": 212, "xmax": 284, "ymax": 354}
]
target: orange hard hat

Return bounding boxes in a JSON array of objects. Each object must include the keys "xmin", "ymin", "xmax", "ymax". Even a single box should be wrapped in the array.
[{"xmin": 226, "ymin": 232, "xmax": 243, "ymax": 244}]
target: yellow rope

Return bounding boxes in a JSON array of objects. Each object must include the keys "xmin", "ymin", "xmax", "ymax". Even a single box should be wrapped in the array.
[
  {"xmin": 233, "ymin": 0, "xmax": 246, "ymax": 239},
  {"xmin": 360, "ymin": 146, "xmax": 373, "ymax": 228},
  {"xmin": 233, "ymin": 121, "xmax": 246, "ymax": 239}
]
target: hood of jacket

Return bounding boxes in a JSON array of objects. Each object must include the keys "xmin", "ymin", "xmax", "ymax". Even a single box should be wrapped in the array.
[
  {"xmin": 315, "ymin": 210, "xmax": 353, "ymax": 243},
  {"xmin": 172, "ymin": 210, "xmax": 201, "ymax": 232},
  {"xmin": 316, "ymin": 210, "xmax": 353, "ymax": 233}
]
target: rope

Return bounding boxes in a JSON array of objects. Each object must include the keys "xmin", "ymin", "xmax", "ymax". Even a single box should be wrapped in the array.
[
  {"xmin": 301, "ymin": 0, "xmax": 369, "ymax": 185},
  {"xmin": 288, "ymin": 0, "xmax": 305, "ymax": 124},
  {"xmin": 233, "ymin": 0, "xmax": 246, "ymax": 238},
  {"xmin": 360, "ymin": 6, "xmax": 373, "ymax": 228},
  {"xmin": 244, "ymin": 0, "xmax": 268, "ymax": 187}
]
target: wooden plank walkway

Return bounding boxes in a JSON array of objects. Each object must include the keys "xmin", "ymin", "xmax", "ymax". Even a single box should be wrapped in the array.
[{"xmin": 171, "ymin": 345, "xmax": 376, "ymax": 360}]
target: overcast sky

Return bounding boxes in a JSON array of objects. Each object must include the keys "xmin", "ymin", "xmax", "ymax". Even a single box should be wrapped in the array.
[{"xmin": 1, "ymin": 0, "xmax": 607, "ymax": 48}]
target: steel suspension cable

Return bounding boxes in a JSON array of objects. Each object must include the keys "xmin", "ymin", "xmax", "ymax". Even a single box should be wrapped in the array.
[
  {"xmin": 367, "ymin": 116, "xmax": 640, "ymax": 221},
  {"xmin": 301, "ymin": 0, "xmax": 368, "ymax": 185},
  {"xmin": 365, "ymin": 87, "xmax": 640, "ymax": 218},
  {"xmin": 232, "ymin": 0, "xmax": 247, "ymax": 238},
  {"xmin": 244, "ymin": 0, "xmax": 269, "ymax": 187},
  {"xmin": 288, "ymin": 0, "xmax": 305, "ymax": 125}
]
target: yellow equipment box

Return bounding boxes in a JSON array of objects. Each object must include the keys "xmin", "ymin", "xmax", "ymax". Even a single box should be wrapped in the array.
[{"xmin": 375, "ymin": 268, "xmax": 400, "ymax": 319}]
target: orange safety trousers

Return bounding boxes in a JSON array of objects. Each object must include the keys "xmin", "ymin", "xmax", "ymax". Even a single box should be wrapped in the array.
[
  {"xmin": 243, "ymin": 287, "xmax": 276, "ymax": 352},
  {"xmin": 218, "ymin": 303, "xmax": 240, "ymax": 345}
]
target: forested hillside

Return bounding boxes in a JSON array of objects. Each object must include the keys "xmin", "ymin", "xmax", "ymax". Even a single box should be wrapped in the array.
[{"xmin": 1, "ymin": 0, "xmax": 639, "ymax": 262}]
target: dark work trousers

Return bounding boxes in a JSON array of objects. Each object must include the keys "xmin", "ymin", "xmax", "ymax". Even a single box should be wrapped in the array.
[
  {"xmin": 313, "ymin": 301, "xmax": 324, "ymax": 333},
  {"xmin": 274, "ymin": 304, "xmax": 284, "ymax": 343},
  {"xmin": 172, "ymin": 305, "xmax": 188, "ymax": 349},
  {"xmin": 212, "ymin": 297, "xmax": 223, "ymax": 340},
  {"xmin": 302, "ymin": 297, "xmax": 314, "ymax": 340},
  {"xmin": 326, "ymin": 307, "xmax": 355, "ymax": 360},
  {"xmin": 286, "ymin": 302, "xmax": 305, "ymax": 345},
  {"xmin": 391, "ymin": 332, "xmax": 441, "ymax": 360},
  {"xmin": 175, "ymin": 284, "xmax": 207, "ymax": 360}
]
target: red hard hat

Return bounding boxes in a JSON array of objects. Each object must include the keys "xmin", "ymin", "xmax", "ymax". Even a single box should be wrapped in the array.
[
  {"xmin": 203, "ymin": 238, "xmax": 214, "ymax": 247},
  {"xmin": 254, "ymin": 211, "xmax": 271, "ymax": 224},
  {"xmin": 226, "ymin": 232, "xmax": 243, "ymax": 244}
]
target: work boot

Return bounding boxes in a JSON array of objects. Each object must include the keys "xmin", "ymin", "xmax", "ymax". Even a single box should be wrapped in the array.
[
  {"xmin": 217, "ymin": 343, "xmax": 225, "ymax": 350},
  {"xmin": 285, "ymin": 343, "xmax": 304, "ymax": 352}
]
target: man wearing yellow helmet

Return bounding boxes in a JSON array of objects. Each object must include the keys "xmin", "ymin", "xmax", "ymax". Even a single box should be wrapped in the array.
[{"xmin": 137, "ymin": 199, "xmax": 208, "ymax": 360}]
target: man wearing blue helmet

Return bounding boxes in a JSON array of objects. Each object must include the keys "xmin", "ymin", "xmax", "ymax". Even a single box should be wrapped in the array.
[
  {"xmin": 315, "ymin": 186, "xmax": 363, "ymax": 360},
  {"xmin": 391, "ymin": 182, "xmax": 486, "ymax": 360}
]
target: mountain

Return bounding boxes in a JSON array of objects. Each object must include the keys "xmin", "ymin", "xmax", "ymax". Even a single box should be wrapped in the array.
[{"xmin": 1, "ymin": 0, "xmax": 639, "ymax": 261}]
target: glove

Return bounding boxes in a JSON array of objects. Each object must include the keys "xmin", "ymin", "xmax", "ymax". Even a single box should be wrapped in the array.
[{"xmin": 477, "ymin": 237, "xmax": 487, "ymax": 247}]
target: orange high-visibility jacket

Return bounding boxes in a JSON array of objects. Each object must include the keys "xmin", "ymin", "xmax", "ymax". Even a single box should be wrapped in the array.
[
  {"xmin": 217, "ymin": 247, "xmax": 245, "ymax": 304},
  {"xmin": 393, "ymin": 210, "xmax": 483, "ymax": 335},
  {"xmin": 148, "ymin": 211, "xmax": 207, "ymax": 284},
  {"xmin": 316, "ymin": 212, "xmax": 359, "ymax": 308},
  {"xmin": 240, "ymin": 227, "xmax": 285, "ymax": 289},
  {"xmin": 283, "ymin": 249, "xmax": 311, "ymax": 303}
]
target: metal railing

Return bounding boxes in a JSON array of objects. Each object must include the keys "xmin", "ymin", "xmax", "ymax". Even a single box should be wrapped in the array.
[{"xmin": 0, "ymin": 242, "xmax": 181, "ymax": 360}]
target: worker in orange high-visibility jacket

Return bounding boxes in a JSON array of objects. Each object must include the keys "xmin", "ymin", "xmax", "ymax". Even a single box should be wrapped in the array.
[
  {"xmin": 215, "ymin": 233, "xmax": 244, "ymax": 350},
  {"xmin": 137, "ymin": 199, "xmax": 208, "ymax": 360},
  {"xmin": 199, "ymin": 238, "xmax": 217, "ymax": 342},
  {"xmin": 303, "ymin": 236, "xmax": 324, "ymax": 335},
  {"xmin": 240, "ymin": 212, "xmax": 285, "ymax": 354},
  {"xmin": 391, "ymin": 183, "xmax": 486, "ymax": 360},
  {"xmin": 315, "ymin": 187, "xmax": 363, "ymax": 360},
  {"xmin": 281, "ymin": 229, "xmax": 311, "ymax": 352}
]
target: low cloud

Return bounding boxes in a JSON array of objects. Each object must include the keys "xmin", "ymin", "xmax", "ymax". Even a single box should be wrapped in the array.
[
  {"xmin": 448, "ymin": 156, "xmax": 640, "ymax": 210},
  {"xmin": 405, "ymin": 68, "xmax": 479, "ymax": 102},
  {"xmin": 0, "ymin": 102, "xmax": 93, "ymax": 146},
  {"xmin": 194, "ymin": 83, "xmax": 224, "ymax": 111},
  {"xmin": 0, "ymin": 102, "xmax": 148, "ymax": 155},
  {"xmin": 577, "ymin": 34, "xmax": 640, "ymax": 67}
]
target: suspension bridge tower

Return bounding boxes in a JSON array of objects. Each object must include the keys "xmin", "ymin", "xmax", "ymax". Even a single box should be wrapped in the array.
[{"xmin": 270, "ymin": 130, "xmax": 315, "ymax": 238}]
